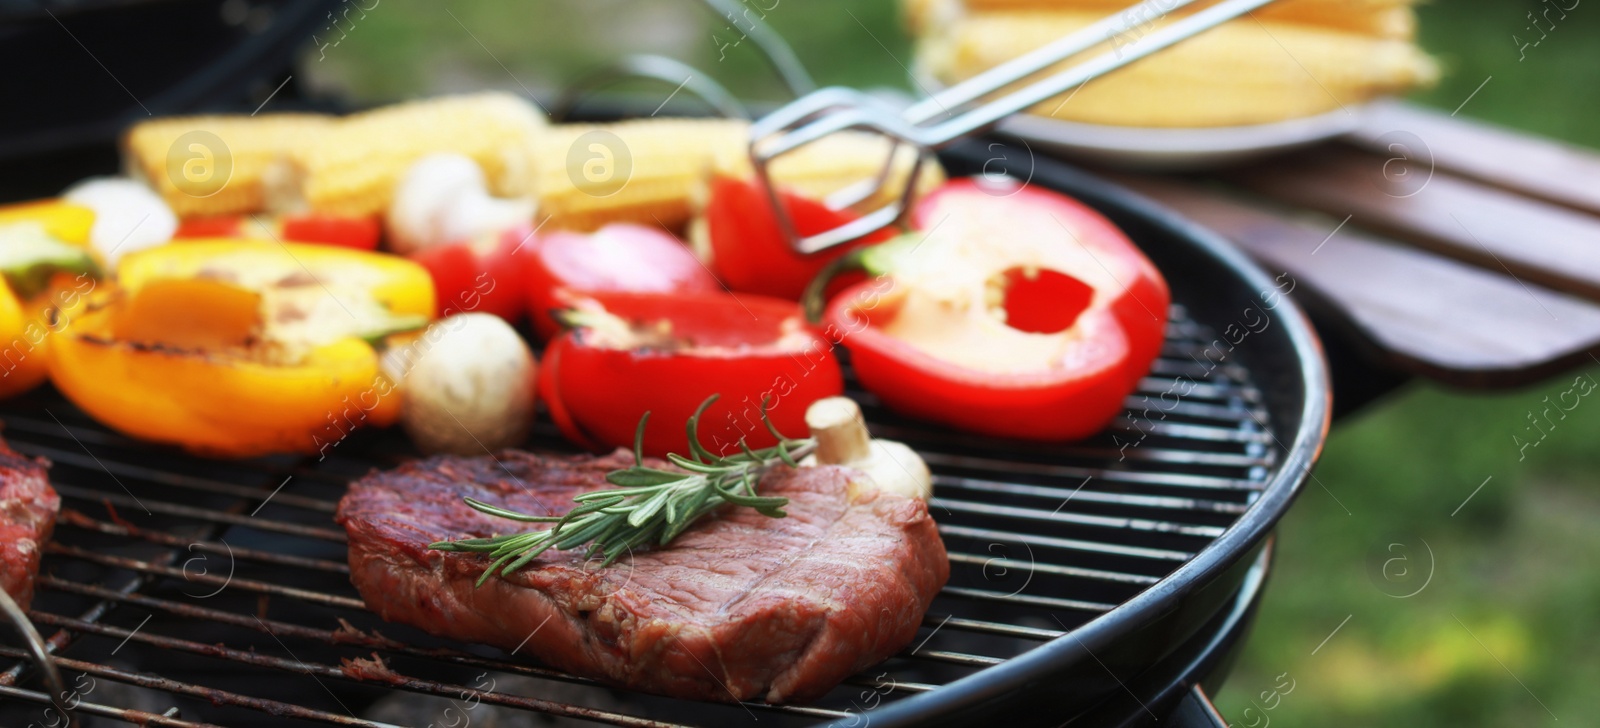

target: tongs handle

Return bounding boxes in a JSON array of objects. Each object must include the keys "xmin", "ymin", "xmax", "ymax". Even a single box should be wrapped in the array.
[{"xmin": 752, "ymin": 0, "xmax": 1284, "ymax": 253}]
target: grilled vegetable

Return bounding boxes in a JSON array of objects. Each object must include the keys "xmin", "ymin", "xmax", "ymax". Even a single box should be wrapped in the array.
[
  {"xmin": 693, "ymin": 174, "xmax": 895, "ymax": 301},
  {"xmin": 915, "ymin": 0, "xmax": 1418, "ymax": 39},
  {"xmin": 808, "ymin": 178, "xmax": 1169, "ymax": 441},
  {"xmin": 386, "ymin": 154, "xmax": 535, "ymax": 255},
  {"xmin": 0, "ymin": 200, "xmax": 94, "ymax": 245},
  {"xmin": 534, "ymin": 118, "xmax": 940, "ymax": 233},
  {"xmin": 0, "ymin": 224, "xmax": 99, "ymax": 399},
  {"xmin": 408, "ymin": 224, "xmax": 534, "ymax": 323},
  {"xmin": 538, "ymin": 291, "xmax": 843, "ymax": 457},
  {"xmin": 265, "ymin": 92, "xmax": 545, "ymax": 217},
  {"xmin": 531, "ymin": 118, "xmax": 747, "ymax": 232},
  {"xmin": 523, "ymin": 223, "xmax": 721, "ymax": 339},
  {"xmin": 920, "ymin": 9, "xmax": 1436, "ymax": 127},
  {"xmin": 123, "ymin": 113, "xmax": 333, "ymax": 217},
  {"xmin": 173, "ymin": 212, "xmax": 382, "ymax": 250},
  {"xmin": 805, "ymin": 396, "xmax": 931, "ymax": 501},
  {"xmin": 386, "ymin": 313, "xmax": 537, "ymax": 456},
  {"xmin": 48, "ymin": 241, "xmax": 434, "ymax": 457},
  {"xmin": 685, "ymin": 126, "xmax": 942, "ymax": 300}
]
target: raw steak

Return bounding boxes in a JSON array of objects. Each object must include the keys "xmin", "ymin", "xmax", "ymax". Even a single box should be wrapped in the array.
[
  {"xmin": 0, "ymin": 436, "xmax": 57, "ymax": 609},
  {"xmin": 336, "ymin": 449, "xmax": 947, "ymax": 704}
]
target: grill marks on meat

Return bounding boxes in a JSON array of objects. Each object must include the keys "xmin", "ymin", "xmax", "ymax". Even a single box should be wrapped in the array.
[
  {"xmin": 0, "ymin": 437, "xmax": 57, "ymax": 610},
  {"xmin": 336, "ymin": 449, "xmax": 948, "ymax": 704}
]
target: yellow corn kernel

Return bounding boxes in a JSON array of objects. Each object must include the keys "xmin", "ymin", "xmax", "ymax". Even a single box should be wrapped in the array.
[
  {"xmin": 921, "ymin": 10, "xmax": 1437, "ymax": 127},
  {"xmin": 123, "ymin": 114, "xmax": 333, "ymax": 217},
  {"xmin": 267, "ymin": 92, "xmax": 546, "ymax": 217},
  {"xmin": 534, "ymin": 118, "xmax": 943, "ymax": 232}
]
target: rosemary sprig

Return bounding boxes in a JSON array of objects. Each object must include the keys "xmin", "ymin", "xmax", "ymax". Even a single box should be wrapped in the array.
[{"xmin": 429, "ymin": 396, "xmax": 814, "ymax": 587}]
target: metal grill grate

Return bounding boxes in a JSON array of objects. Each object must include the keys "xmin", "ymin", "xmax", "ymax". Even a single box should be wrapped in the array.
[{"xmin": 0, "ymin": 303, "xmax": 1275, "ymax": 727}]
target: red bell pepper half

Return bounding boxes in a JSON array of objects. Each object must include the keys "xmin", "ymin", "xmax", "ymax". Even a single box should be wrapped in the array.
[
  {"xmin": 538, "ymin": 291, "xmax": 844, "ymax": 458},
  {"xmin": 811, "ymin": 178, "xmax": 1170, "ymax": 441},
  {"xmin": 524, "ymin": 223, "xmax": 721, "ymax": 340},
  {"xmin": 173, "ymin": 212, "xmax": 381, "ymax": 250},
  {"xmin": 409, "ymin": 224, "xmax": 534, "ymax": 322},
  {"xmin": 697, "ymin": 175, "xmax": 893, "ymax": 301}
]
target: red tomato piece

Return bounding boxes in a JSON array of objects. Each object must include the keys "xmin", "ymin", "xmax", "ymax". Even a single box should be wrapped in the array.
[
  {"xmin": 524, "ymin": 223, "xmax": 721, "ymax": 340},
  {"xmin": 173, "ymin": 213, "xmax": 380, "ymax": 251},
  {"xmin": 539, "ymin": 291, "xmax": 844, "ymax": 458},
  {"xmin": 174, "ymin": 216, "xmax": 243, "ymax": 238},
  {"xmin": 280, "ymin": 213, "xmax": 382, "ymax": 250},
  {"xmin": 409, "ymin": 225, "xmax": 533, "ymax": 322},
  {"xmin": 700, "ymin": 175, "xmax": 893, "ymax": 300}
]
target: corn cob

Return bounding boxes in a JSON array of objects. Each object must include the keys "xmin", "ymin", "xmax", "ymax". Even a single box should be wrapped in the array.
[
  {"xmin": 532, "ymin": 118, "xmax": 942, "ymax": 232},
  {"xmin": 123, "ymin": 114, "xmax": 333, "ymax": 217},
  {"xmin": 265, "ymin": 92, "xmax": 546, "ymax": 217},
  {"xmin": 921, "ymin": 10, "xmax": 1437, "ymax": 128},
  {"xmin": 948, "ymin": 0, "xmax": 1417, "ymax": 39}
]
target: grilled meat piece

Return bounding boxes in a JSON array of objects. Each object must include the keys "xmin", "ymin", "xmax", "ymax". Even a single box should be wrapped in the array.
[
  {"xmin": 0, "ymin": 436, "xmax": 57, "ymax": 609},
  {"xmin": 336, "ymin": 449, "xmax": 947, "ymax": 704}
]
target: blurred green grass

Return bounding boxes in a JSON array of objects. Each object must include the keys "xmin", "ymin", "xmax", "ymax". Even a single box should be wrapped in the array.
[{"xmin": 311, "ymin": 2, "xmax": 1600, "ymax": 725}]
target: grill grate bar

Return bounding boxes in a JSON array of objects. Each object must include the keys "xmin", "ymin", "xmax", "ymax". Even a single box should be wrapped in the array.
[
  {"xmin": 932, "ymin": 498, "xmax": 1227, "ymax": 538},
  {"xmin": 59, "ymin": 510, "xmax": 351, "ymax": 574},
  {"xmin": 868, "ymin": 425, "xmax": 1269, "ymax": 468},
  {"xmin": 7, "ymin": 436, "xmax": 338, "ymax": 514},
  {"xmin": 920, "ymin": 452, "xmax": 1261, "ymax": 491},
  {"xmin": 0, "ymin": 646, "xmax": 397, "ymax": 728},
  {"xmin": 44, "ymin": 543, "xmax": 368, "ymax": 611},
  {"xmin": 1108, "ymin": 417, "xmax": 1268, "ymax": 444},
  {"xmin": 935, "ymin": 475, "xmax": 1250, "ymax": 514},
  {"xmin": 928, "ymin": 616, "xmax": 1064, "ymax": 641},
  {"xmin": 36, "ymin": 576, "xmax": 624, "ymax": 686},
  {"xmin": 0, "ymin": 683, "xmax": 215, "ymax": 728},
  {"xmin": 945, "ymin": 552, "xmax": 1159, "ymax": 586},
  {"xmin": 904, "ymin": 649, "xmax": 1004, "ymax": 668},
  {"xmin": 38, "ymin": 575, "xmax": 941, "ymax": 701},
  {"xmin": 1121, "ymin": 395, "xmax": 1262, "ymax": 423},
  {"xmin": 21, "ymin": 613, "xmax": 693, "ymax": 728},
  {"xmin": 939, "ymin": 524, "xmax": 1193, "ymax": 562},
  {"xmin": 938, "ymin": 586, "xmax": 1115, "ymax": 613},
  {"xmin": 1134, "ymin": 377, "xmax": 1258, "ymax": 403},
  {"xmin": 2, "ymin": 520, "xmax": 217, "ymax": 690},
  {"xmin": 51, "ymin": 484, "xmax": 348, "ymax": 542}
]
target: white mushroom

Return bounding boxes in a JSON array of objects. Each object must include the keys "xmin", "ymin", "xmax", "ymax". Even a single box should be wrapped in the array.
[
  {"xmin": 386, "ymin": 154, "xmax": 535, "ymax": 255},
  {"xmin": 61, "ymin": 177, "xmax": 178, "ymax": 264},
  {"xmin": 386, "ymin": 313, "xmax": 538, "ymax": 455},
  {"xmin": 804, "ymin": 397, "xmax": 931, "ymax": 501}
]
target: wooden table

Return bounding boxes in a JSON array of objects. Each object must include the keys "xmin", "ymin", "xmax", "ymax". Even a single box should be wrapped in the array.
[{"xmin": 1086, "ymin": 101, "xmax": 1600, "ymax": 414}]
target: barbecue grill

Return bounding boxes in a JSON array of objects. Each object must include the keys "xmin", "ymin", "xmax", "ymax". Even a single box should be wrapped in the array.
[{"xmin": 0, "ymin": 134, "xmax": 1330, "ymax": 726}]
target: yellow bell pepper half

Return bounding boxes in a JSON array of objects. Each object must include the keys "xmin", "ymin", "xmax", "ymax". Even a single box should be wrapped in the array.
[
  {"xmin": 48, "ymin": 241, "xmax": 435, "ymax": 458},
  {"xmin": 0, "ymin": 217, "xmax": 100, "ymax": 399},
  {"xmin": 0, "ymin": 275, "xmax": 97, "ymax": 399},
  {"xmin": 0, "ymin": 200, "xmax": 94, "ymax": 245}
]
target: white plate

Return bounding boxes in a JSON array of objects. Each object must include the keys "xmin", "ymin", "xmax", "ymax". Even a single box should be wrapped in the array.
[{"xmin": 991, "ymin": 105, "xmax": 1372, "ymax": 170}]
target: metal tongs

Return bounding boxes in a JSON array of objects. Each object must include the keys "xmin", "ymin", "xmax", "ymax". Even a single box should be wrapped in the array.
[{"xmin": 749, "ymin": 0, "xmax": 1282, "ymax": 254}]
